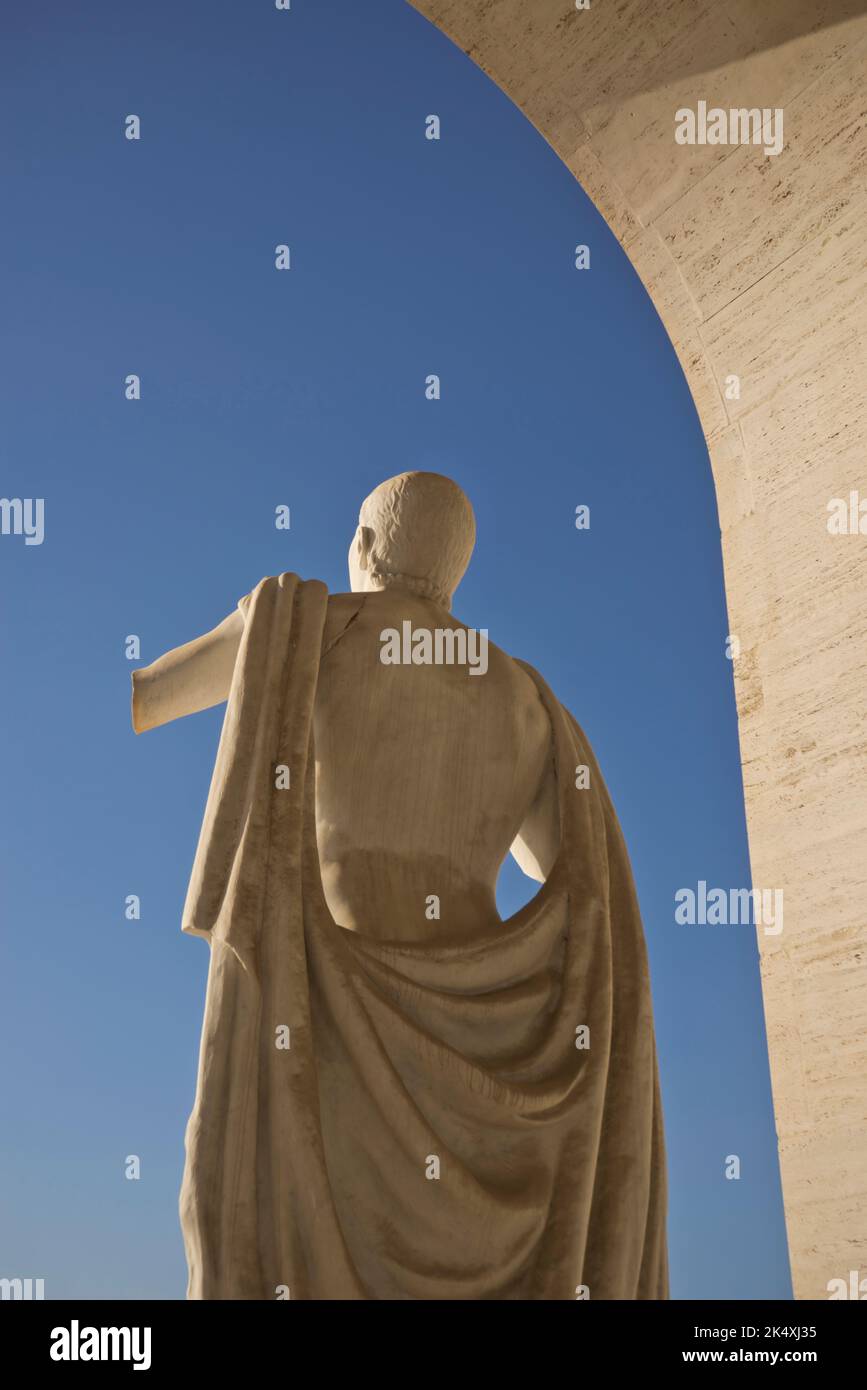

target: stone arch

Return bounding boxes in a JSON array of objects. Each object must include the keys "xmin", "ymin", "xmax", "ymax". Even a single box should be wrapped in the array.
[{"xmin": 408, "ymin": 0, "xmax": 867, "ymax": 1299}]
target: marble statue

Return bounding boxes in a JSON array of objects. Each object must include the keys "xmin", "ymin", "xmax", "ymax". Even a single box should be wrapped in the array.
[{"xmin": 132, "ymin": 471, "xmax": 668, "ymax": 1299}]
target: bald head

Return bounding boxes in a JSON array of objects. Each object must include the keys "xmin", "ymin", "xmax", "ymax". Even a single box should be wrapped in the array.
[{"xmin": 348, "ymin": 472, "xmax": 476, "ymax": 610}]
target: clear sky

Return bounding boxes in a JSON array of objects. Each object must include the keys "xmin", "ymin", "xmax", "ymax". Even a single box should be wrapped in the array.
[{"xmin": 1, "ymin": 0, "xmax": 791, "ymax": 1299}]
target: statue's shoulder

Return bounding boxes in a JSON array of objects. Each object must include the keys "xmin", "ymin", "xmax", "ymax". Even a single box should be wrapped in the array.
[
  {"xmin": 501, "ymin": 651, "xmax": 561, "ymax": 727},
  {"xmin": 322, "ymin": 590, "xmax": 367, "ymax": 653},
  {"xmin": 482, "ymin": 639, "xmax": 543, "ymax": 693}
]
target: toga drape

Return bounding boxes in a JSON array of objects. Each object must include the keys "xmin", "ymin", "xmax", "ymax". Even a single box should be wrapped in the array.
[{"xmin": 179, "ymin": 573, "xmax": 668, "ymax": 1299}]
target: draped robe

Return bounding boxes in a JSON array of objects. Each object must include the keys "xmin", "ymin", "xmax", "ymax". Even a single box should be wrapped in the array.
[{"xmin": 179, "ymin": 573, "xmax": 668, "ymax": 1299}]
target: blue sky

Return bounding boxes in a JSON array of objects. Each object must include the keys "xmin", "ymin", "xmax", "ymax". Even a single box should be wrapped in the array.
[{"xmin": 0, "ymin": 0, "xmax": 790, "ymax": 1298}]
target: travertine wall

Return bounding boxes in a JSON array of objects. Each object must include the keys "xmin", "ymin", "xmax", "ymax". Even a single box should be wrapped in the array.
[{"xmin": 408, "ymin": 0, "xmax": 867, "ymax": 1299}]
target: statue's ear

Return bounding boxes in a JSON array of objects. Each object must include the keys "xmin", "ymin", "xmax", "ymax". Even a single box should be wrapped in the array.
[{"xmin": 356, "ymin": 525, "xmax": 375, "ymax": 572}]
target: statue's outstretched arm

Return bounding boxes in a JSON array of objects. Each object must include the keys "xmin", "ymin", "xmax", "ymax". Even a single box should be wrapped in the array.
[{"xmin": 131, "ymin": 608, "xmax": 244, "ymax": 733}]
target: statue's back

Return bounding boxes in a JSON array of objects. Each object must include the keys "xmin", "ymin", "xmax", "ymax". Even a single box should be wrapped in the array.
[{"xmin": 313, "ymin": 589, "xmax": 554, "ymax": 942}]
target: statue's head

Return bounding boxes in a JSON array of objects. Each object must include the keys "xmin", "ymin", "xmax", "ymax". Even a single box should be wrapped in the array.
[{"xmin": 348, "ymin": 472, "xmax": 476, "ymax": 611}]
